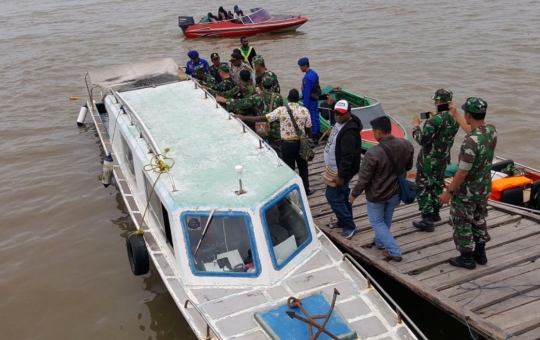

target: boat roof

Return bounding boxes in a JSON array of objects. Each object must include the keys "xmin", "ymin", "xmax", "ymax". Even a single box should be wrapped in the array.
[{"xmin": 116, "ymin": 80, "xmax": 296, "ymax": 210}]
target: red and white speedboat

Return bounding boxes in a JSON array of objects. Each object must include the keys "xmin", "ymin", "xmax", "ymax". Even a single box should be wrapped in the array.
[{"xmin": 178, "ymin": 7, "xmax": 308, "ymax": 38}]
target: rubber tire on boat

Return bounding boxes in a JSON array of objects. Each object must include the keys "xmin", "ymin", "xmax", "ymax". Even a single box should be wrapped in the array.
[{"xmin": 126, "ymin": 233, "xmax": 149, "ymax": 276}]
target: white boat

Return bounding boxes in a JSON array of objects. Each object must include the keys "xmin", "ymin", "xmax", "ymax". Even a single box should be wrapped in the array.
[{"xmin": 81, "ymin": 57, "xmax": 423, "ymax": 340}]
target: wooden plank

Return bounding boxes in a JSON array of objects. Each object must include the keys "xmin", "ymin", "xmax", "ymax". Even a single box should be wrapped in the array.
[
  {"xmin": 429, "ymin": 247, "xmax": 540, "ymax": 292},
  {"xmin": 397, "ymin": 218, "xmax": 537, "ymax": 275},
  {"xmin": 487, "ymin": 299, "xmax": 540, "ymax": 335},
  {"xmin": 476, "ymin": 292, "xmax": 540, "ymax": 319},
  {"xmin": 489, "ymin": 200, "xmax": 540, "ymax": 224},
  {"xmin": 513, "ymin": 325, "xmax": 540, "ymax": 340},
  {"xmin": 442, "ymin": 265, "xmax": 540, "ymax": 312},
  {"xmin": 412, "ymin": 219, "xmax": 539, "ymax": 281},
  {"xmin": 398, "ymin": 212, "xmax": 518, "ymax": 254}
]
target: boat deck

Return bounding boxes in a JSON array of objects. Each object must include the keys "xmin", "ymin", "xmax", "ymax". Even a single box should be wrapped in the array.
[{"xmin": 307, "ymin": 146, "xmax": 540, "ymax": 340}]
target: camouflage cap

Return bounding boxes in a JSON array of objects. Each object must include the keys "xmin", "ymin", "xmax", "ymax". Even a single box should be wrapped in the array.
[
  {"xmin": 252, "ymin": 55, "xmax": 264, "ymax": 64},
  {"xmin": 462, "ymin": 97, "xmax": 488, "ymax": 114},
  {"xmin": 431, "ymin": 88, "xmax": 453, "ymax": 101},
  {"xmin": 193, "ymin": 64, "xmax": 204, "ymax": 74},
  {"xmin": 218, "ymin": 63, "xmax": 229, "ymax": 72},
  {"xmin": 261, "ymin": 75, "xmax": 273, "ymax": 86}
]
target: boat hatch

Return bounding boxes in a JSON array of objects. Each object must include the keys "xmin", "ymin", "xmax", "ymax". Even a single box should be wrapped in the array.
[
  {"xmin": 261, "ymin": 185, "xmax": 312, "ymax": 270},
  {"xmin": 181, "ymin": 211, "xmax": 261, "ymax": 278}
]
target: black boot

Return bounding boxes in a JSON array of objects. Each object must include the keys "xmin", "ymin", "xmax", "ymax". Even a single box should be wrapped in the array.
[
  {"xmin": 449, "ymin": 251, "xmax": 476, "ymax": 270},
  {"xmin": 473, "ymin": 243, "xmax": 488, "ymax": 265},
  {"xmin": 311, "ymin": 132, "xmax": 319, "ymax": 145},
  {"xmin": 432, "ymin": 205, "xmax": 441, "ymax": 222},
  {"xmin": 412, "ymin": 214, "xmax": 434, "ymax": 232}
]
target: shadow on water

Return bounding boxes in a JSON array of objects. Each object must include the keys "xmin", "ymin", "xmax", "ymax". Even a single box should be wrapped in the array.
[
  {"xmin": 111, "ymin": 190, "xmax": 198, "ymax": 339},
  {"xmin": 142, "ymin": 265, "xmax": 198, "ymax": 340}
]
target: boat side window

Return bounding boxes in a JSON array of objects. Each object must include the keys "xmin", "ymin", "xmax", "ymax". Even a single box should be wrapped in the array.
[
  {"xmin": 261, "ymin": 185, "xmax": 312, "ymax": 269},
  {"xmin": 351, "ymin": 102, "xmax": 385, "ymax": 130},
  {"xmin": 144, "ymin": 176, "xmax": 171, "ymax": 246},
  {"xmin": 181, "ymin": 212, "xmax": 260, "ymax": 277},
  {"xmin": 120, "ymin": 135, "xmax": 135, "ymax": 177},
  {"xmin": 248, "ymin": 8, "xmax": 271, "ymax": 23}
]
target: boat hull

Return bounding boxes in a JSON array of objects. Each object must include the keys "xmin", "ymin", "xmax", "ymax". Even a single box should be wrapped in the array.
[{"xmin": 184, "ymin": 17, "xmax": 308, "ymax": 38}]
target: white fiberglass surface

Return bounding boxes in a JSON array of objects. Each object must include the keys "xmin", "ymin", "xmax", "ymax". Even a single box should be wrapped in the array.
[{"xmin": 119, "ymin": 81, "xmax": 296, "ymax": 210}]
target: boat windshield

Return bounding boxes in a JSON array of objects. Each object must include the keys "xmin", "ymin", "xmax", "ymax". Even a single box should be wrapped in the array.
[
  {"xmin": 351, "ymin": 101, "xmax": 387, "ymax": 130},
  {"xmin": 242, "ymin": 8, "xmax": 271, "ymax": 24},
  {"xmin": 182, "ymin": 211, "xmax": 260, "ymax": 277},
  {"xmin": 261, "ymin": 185, "xmax": 312, "ymax": 269}
]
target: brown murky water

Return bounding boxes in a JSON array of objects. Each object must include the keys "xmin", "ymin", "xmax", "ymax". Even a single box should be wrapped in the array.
[{"xmin": 1, "ymin": 0, "xmax": 539, "ymax": 339}]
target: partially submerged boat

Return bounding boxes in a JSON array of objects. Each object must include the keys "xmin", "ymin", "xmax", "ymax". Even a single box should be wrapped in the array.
[
  {"xmin": 80, "ymin": 57, "xmax": 421, "ymax": 339},
  {"xmin": 178, "ymin": 7, "xmax": 308, "ymax": 38},
  {"xmin": 314, "ymin": 86, "xmax": 408, "ymax": 151}
]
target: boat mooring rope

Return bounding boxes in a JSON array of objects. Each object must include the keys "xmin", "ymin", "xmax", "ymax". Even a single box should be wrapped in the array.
[{"xmin": 129, "ymin": 148, "xmax": 175, "ymax": 238}]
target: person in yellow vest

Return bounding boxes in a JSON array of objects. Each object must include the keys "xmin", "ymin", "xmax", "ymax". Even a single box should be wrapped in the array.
[{"xmin": 239, "ymin": 36, "xmax": 257, "ymax": 68}]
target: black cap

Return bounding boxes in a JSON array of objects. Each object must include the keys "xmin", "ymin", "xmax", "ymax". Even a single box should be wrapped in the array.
[{"xmin": 230, "ymin": 52, "xmax": 243, "ymax": 61}]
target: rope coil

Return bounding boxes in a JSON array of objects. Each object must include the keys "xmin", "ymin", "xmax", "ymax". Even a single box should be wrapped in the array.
[{"xmin": 130, "ymin": 148, "xmax": 175, "ymax": 238}]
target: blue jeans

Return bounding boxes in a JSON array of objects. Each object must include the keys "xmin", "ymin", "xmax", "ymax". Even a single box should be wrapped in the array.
[
  {"xmin": 325, "ymin": 181, "xmax": 355, "ymax": 231},
  {"xmin": 367, "ymin": 195, "xmax": 401, "ymax": 257}
]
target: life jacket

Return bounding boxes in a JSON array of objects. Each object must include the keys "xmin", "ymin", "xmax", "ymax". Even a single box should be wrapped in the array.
[{"xmin": 490, "ymin": 176, "xmax": 533, "ymax": 201}]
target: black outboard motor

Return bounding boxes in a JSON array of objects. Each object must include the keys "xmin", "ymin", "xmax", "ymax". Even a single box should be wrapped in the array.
[{"xmin": 178, "ymin": 16, "xmax": 195, "ymax": 33}]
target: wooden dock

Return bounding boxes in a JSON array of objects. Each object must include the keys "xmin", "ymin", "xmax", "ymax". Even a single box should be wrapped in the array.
[{"xmin": 306, "ymin": 146, "xmax": 540, "ymax": 340}]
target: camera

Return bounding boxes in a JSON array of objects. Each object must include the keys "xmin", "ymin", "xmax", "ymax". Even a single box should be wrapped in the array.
[
  {"xmin": 437, "ymin": 103, "xmax": 449, "ymax": 112},
  {"xmin": 420, "ymin": 112, "xmax": 430, "ymax": 120}
]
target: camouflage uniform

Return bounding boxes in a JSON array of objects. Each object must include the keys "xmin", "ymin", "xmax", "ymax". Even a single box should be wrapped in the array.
[
  {"xmin": 214, "ymin": 83, "xmax": 255, "ymax": 116},
  {"xmin": 253, "ymin": 56, "xmax": 280, "ymax": 94},
  {"xmin": 413, "ymin": 89, "xmax": 459, "ymax": 216},
  {"xmin": 208, "ymin": 62, "xmax": 228, "ymax": 83},
  {"xmin": 193, "ymin": 65, "xmax": 216, "ymax": 87},
  {"xmin": 451, "ymin": 98, "xmax": 497, "ymax": 252},
  {"xmin": 226, "ymin": 76, "xmax": 284, "ymax": 157},
  {"xmin": 206, "ymin": 64, "xmax": 234, "ymax": 94}
]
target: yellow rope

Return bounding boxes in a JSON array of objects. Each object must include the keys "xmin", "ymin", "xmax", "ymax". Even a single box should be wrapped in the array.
[{"xmin": 129, "ymin": 148, "xmax": 175, "ymax": 238}]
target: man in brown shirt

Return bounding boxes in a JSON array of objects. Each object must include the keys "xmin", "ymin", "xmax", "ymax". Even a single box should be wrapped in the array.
[{"xmin": 349, "ymin": 116, "xmax": 414, "ymax": 261}]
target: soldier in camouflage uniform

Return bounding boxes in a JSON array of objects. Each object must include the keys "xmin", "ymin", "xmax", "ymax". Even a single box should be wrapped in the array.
[
  {"xmin": 222, "ymin": 76, "xmax": 284, "ymax": 157},
  {"xmin": 208, "ymin": 52, "xmax": 228, "ymax": 83},
  {"xmin": 439, "ymin": 97, "xmax": 497, "ymax": 270},
  {"xmin": 214, "ymin": 70, "xmax": 255, "ymax": 116},
  {"xmin": 411, "ymin": 89, "xmax": 459, "ymax": 232},
  {"xmin": 203, "ymin": 64, "xmax": 235, "ymax": 93},
  {"xmin": 192, "ymin": 65, "xmax": 216, "ymax": 87},
  {"xmin": 252, "ymin": 56, "xmax": 280, "ymax": 94}
]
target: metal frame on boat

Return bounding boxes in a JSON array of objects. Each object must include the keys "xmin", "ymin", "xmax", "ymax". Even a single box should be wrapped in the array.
[{"xmin": 81, "ymin": 57, "xmax": 422, "ymax": 339}]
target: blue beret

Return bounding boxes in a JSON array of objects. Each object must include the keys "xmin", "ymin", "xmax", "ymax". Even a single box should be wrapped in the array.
[
  {"xmin": 187, "ymin": 50, "xmax": 199, "ymax": 59},
  {"xmin": 297, "ymin": 57, "xmax": 309, "ymax": 66}
]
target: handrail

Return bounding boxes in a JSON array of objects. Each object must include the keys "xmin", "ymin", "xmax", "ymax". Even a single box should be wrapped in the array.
[
  {"xmin": 112, "ymin": 90, "xmax": 178, "ymax": 192},
  {"xmin": 184, "ymin": 299, "xmax": 223, "ymax": 340},
  {"xmin": 84, "ymin": 72, "xmax": 102, "ymax": 104},
  {"xmin": 342, "ymin": 253, "xmax": 428, "ymax": 340}
]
